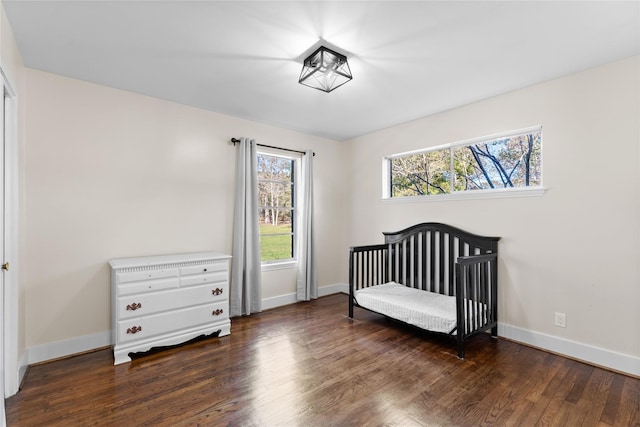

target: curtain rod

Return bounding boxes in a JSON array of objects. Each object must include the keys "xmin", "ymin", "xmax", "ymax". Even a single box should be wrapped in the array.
[{"xmin": 231, "ymin": 138, "xmax": 315, "ymax": 156}]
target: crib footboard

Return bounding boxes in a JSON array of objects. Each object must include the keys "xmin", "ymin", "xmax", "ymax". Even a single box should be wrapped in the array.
[
  {"xmin": 454, "ymin": 253, "xmax": 498, "ymax": 358},
  {"xmin": 349, "ymin": 244, "xmax": 389, "ymax": 318}
]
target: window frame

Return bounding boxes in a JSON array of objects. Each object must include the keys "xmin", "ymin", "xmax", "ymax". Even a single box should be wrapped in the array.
[
  {"xmin": 383, "ymin": 125, "xmax": 544, "ymax": 201},
  {"xmin": 256, "ymin": 147, "xmax": 302, "ymax": 270}
]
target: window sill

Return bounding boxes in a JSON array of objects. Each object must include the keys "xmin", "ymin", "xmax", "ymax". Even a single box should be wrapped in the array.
[
  {"xmin": 382, "ymin": 187, "xmax": 547, "ymax": 203},
  {"xmin": 261, "ymin": 260, "xmax": 298, "ymax": 271}
]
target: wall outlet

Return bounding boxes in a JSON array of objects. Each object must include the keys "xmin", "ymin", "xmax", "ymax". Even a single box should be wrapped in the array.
[{"xmin": 555, "ymin": 312, "xmax": 566, "ymax": 328}]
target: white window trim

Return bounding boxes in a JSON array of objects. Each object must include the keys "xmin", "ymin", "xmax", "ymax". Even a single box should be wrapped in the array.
[
  {"xmin": 383, "ymin": 125, "xmax": 543, "ymax": 200},
  {"xmin": 382, "ymin": 186, "xmax": 547, "ymax": 203},
  {"xmin": 261, "ymin": 260, "xmax": 298, "ymax": 271}
]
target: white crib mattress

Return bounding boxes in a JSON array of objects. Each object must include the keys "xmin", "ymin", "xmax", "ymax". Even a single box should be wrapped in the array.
[{"xmin": 354, "ymin": 282, "xmax": 458, "ymax": 334}]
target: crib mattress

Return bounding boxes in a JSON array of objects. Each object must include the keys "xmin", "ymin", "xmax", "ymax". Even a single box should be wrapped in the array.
[{"xmin": 354, "ymin": 282, "xmax": 458, "ymax": 334}]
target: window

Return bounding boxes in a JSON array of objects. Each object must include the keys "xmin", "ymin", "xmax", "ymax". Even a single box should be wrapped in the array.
[
  {"xmin": 386, "ymin": 126, "xmax": 542, "ymax": 198},
  {"xmin": 257, "ymin": 150, "xmax": 300, "ymax": 264}
]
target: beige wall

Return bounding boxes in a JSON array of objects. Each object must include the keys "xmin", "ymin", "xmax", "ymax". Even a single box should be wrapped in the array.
[
  {"xmin": 22, "ymin": 69, "xmax": 348, "ymax": 349},
  {"xmin": 345, "ymin": 56, "xmax": 640, "ymax": 360}
]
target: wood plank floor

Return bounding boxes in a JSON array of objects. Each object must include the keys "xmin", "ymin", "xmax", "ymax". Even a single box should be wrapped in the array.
[{"xmin": 6, "ymin": 293, "xmax": 640, "ymax": 426}]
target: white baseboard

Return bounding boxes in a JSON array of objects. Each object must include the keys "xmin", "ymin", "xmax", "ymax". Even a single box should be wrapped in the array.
[
  {"xmin": 499, "ymin": 323, "xmax": 640, "ymax": 377},
  {"xmin": 21, "ymin": 287, "xmax": 638, "ymax": 380},
  {"xmin": 26, "ymin": 330, "xmax": 111, "ymax": 367},
  {"xmin": 320, "ymin": 282, "xmax": 349, "ymax": 296},
  {"xmin": 261, "ymin": 283, "xmax": 348, "ymax": 311}
]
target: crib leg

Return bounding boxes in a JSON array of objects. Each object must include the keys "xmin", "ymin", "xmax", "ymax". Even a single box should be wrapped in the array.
[
  {"xmin": 457, "ymin": 337, "xmax": 465, "ymax": 359},
  {"xmin": 491, "ymin": 325, "xmax": 498, "ymax": 338}
]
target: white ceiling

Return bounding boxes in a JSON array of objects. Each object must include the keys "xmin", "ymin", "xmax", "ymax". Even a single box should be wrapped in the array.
[{"xmin": 3, "ymin": 1, "xmax": 639, "ymax": 141}]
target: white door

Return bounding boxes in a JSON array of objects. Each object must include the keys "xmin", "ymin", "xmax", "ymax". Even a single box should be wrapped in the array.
[
  {"xmin": 0, "ymin": 85, "xmax": 6, "ymax": 427},
  {"xmin": 0, "ymin": 69, "xmax": 18, "ymax": 427}
]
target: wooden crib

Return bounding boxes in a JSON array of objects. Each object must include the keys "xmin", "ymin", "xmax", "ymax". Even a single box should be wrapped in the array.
[{"xmin": 349, "ymin": 222, "xmax": 500, "ymax": 358}]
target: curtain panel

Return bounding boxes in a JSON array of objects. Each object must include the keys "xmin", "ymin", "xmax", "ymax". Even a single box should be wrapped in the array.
[
  {"xmin": 296, "ymin": 149, "xmax": 317, "ymax": 301},
  {"xmin": 230, "ymin": 138, "xmax": 262, "ymax": 316}
]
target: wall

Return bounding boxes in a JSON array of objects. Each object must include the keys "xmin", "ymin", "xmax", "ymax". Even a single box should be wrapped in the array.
[
  {"xmin": 21, "ymin": 69, "xmax": 348, "ymax": 362},
  {"xmin": 345, "ymin": 56, "xmax": 640, "ymax": 374}
]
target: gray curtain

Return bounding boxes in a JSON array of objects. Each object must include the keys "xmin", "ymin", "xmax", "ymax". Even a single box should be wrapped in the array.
[
  {"xmin": 230, "ymin": 138, "xmax": 262, "ymax": 316},
  {"xmin": 296, "ymin": 150, "xmax": 317, "ymax": 301}
]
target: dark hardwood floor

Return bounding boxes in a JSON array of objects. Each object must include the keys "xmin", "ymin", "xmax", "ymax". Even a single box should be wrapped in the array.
[{"xmin": 6, "ymin": 293, "xmax": 640, "ymax": 426}]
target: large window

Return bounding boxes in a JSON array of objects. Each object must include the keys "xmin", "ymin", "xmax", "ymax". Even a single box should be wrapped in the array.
[
  {"xmin": 257, "ymin": 150, "xmax": 299, "ymax": 264},
  {"xmin": 387, "ymin": 126, "xmax": 542, "ymax": 198}
]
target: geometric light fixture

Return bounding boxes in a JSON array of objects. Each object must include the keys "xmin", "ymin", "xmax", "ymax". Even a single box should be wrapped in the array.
[{"xmin": 298, "ymin": 46, "xmax": 352, "ymax": 93}]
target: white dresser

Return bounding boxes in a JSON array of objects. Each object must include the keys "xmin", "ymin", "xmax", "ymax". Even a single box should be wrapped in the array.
[{"xmin": 109, "ymin": 252, "xmax": 231, "ymax": 365}]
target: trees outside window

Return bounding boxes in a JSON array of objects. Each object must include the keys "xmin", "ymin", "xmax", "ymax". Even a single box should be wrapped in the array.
[{"xmin": 389, "ymin": 127, "xmax": 542, "ymax": 198}]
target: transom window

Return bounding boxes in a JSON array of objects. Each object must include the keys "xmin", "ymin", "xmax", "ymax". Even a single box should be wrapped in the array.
[
  {"xmin": 385, "ymin": 126, "xmax": 542, "ymax": 198},
  {"xmin": 257, "ymin": 151, "xmax": 299, "ymax": 263}
]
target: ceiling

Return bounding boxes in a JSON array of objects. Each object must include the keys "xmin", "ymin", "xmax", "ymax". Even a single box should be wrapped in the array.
[{"xmin": 3, "ymin": 1, "xmax": 639, "ymax": 141}]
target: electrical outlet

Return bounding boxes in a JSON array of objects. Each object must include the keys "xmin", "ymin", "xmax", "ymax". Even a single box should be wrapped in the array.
[{"xmin": 555, "ymin": 312, "xmax": 566, "ymax": 328}]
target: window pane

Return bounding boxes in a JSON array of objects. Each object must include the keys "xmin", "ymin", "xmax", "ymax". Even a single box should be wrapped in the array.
[
  {"xmin": 257, "ymin": 152, "xmax": 296, "ymax": 263},
  {"xmin": 258, "ymin": 182, "xmax": 291, "ymax": 208},
  {"xmin": 453, "ymin": 131, "xmax": 542, "ymax": 191},
  {"xmin": 258, "ymin": 155, "xmax": 293, "ymax": 180},
  {"xmin": 260, "ymin": 234, "xmax": 293, "ymax": 261},
  {"xmin": 390, "ymin": 149, "xmax": 450, "ymax": 197}
]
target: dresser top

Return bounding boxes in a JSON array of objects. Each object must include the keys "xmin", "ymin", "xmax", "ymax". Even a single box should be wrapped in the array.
[{"xmin": 109, "ymin": 251, "xmax": 231, "ymax": 270}]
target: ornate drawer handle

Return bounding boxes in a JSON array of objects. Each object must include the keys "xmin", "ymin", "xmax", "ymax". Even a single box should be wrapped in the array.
[
  {"xmin": 212, "ymin": 309, "xmax": 224, "ymax": 316},
  {"xmin": 127, "ymin": 326, "xmax": 142, "ymax": 334},
  {"xmin": 126, "ymin": 302, "xmax": 142, "ymax": 311},
  {"xmin": 212, "ymin": 288, "xmax": 224, "ymax": 296}
]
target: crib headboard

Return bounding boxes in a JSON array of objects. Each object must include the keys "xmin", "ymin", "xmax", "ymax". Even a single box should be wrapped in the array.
[{"xmin": 384, "ymin": 222, "xmax": 499, "ymax": 295}]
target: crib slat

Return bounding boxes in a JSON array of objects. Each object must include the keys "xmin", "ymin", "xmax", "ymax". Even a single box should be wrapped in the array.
[
  {"xmin": 420, "ymin": 232, "xmax": 427, "ymax": 290},
  {"xmin": 357, "ymin": 252, "xmax": 362, "ymax": 288},
  {"xmin": 448, "ymin": 233, "xmax": 455, "ymax": 296},
  {"xmin": 389, "ymin": 243, "xmax": 394, "ymax": 282},
  {"xmin": 455, "ymin": 240, "xmax": 465, "ymax": 297},
  {"xmin": 378, "ymin": 249, "xmax": 382, "ymax": 284},
  {"xmin": 368, "ymin": 250, "xmax": 373, "ymax": 286},
  {"xmin": 436, "ymin": 231, "xmax": 446, "ymax": 294},
  {"xmin": 353, "ymin": 252, "xmax": 359, "ymax": 289},
  {"xmin": 379, "ymin": 248, "xmax": 383, "ymax": 285},
  {"xmin": 472, "ymin": 263, "xmax": 477, "ymax": 330},
  {"xmin": 429, "ymin": 230, "xmax": 435, "ymax": 292},
  {"xmin": 408, "ymin": 236, "xmax": 414, "ymax": 288}
]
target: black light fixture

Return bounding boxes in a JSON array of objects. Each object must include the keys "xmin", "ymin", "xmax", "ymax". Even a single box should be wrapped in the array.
[{"xmin": 298, "ymin": 46, "xmax": 352, "ymax": 93}]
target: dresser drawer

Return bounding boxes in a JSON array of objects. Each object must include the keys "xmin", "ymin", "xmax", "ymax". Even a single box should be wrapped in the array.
[
  {"xmin": 117, "ymin": 301, "xmax": 228, "ymax": 344},
  {"xmin": 117, "ymin": 284, "xmax": 227, "ymax": 319},
  {"xmin": 180, "ymin": 262, "xmax": 228, "ymax": 276},
  {"xmin": 116, "ymin": 268, "xmax": 178, "ymax": 284},
  {"xmin": 118, "ymin": 277, "xmax": 179, "ymax": 296},
  {"xmin": 180, "ymin": 271, "xmax": 227, "ymax": 287}
]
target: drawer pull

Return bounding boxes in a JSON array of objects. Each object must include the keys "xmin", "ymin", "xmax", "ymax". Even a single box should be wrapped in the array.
[
  {"xmin": 212, "ymin": 288, "xmax": 224, "ymax": 296},
  {"xmin": 126, "ymin": 302, "xmax": 142, "ymax": 311},
  {"xmin": 212, "ymin": 309, "xmax": 224, "ymax": 316},
  {"xmin": 127, "ymin": 326, "xmax": 142, "ymax": 334}
]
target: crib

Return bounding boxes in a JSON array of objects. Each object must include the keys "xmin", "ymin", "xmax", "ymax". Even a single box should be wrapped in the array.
[{"xmin": 349, "ymin": 222, "xmax": 500, "ymax": 358}]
